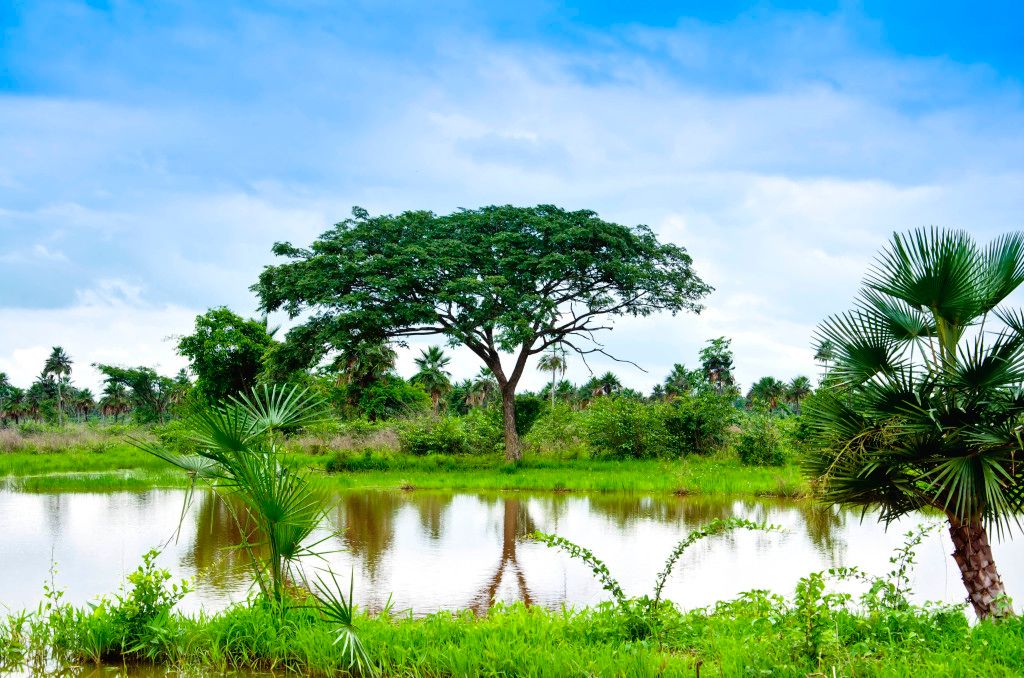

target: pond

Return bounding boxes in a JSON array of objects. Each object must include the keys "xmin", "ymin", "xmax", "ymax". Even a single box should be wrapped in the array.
[{"xmin": 2, "ymin": 488, "xmax": 1022, "ymax": 616}]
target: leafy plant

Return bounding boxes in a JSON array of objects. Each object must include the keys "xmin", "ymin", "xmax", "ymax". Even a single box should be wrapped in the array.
[
  {"xmin": 534, "ymin": 517, "xmax": 773, "ymax": 639},
  {"xmin": 737, "ymin": 414, "xmax": 788, "ymax": 466},
  {"xmin": 307, "ymin": 569, "xmax": 376, "ymax": 676},
  {"xmin": 583, "ymin": 396, "xmax": 672, "ymax": 459}
]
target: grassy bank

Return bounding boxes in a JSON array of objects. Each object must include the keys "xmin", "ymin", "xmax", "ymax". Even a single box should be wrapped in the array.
[
  {"xmin": 4, "ymin": 590, "xmax": 1021, "ymax": 677},
  {"xmin": 1, "ymin": 443, "xmax": 806, "ymax": 496}
]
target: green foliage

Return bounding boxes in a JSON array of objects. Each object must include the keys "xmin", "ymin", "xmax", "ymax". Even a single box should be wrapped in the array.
[
  {"xmin": 699, "ymin": 336, "xmax": 737, "ymax": 393},
  {"xmin": 663, "ymin": 391, "xmax": 738, "ymax": 455},
  {"xmin": 804, "ymin": 227, "xmax": 1024, "ymax": 618},
  {"xmin": 94, "ymin": 364, "xmax": 188, "ymax": 423},
  {"xmin": 350, "ymin": 376, "xmax": 431, "ymax": 421},
  {"xmin": 523, "ymin": 402, "xmax": 588, "ymax": 457},
  {"xmin": 512, "ymin": 393, "xmax": 545, "ymax": 436},
  {"xmin": 737, "ymin": 414, "xmax": 788, "ymax": 466},
  {"xmin": 747, "ymin": 375, "xmax": 788, "ymax": 410},
  {"xmin": 411, "ymin": 345, "xmax": 452, "ymax": 412},
  {"xmin": 177, "ymin": 307, "xmax": 278, "ymax": 403},
  {"xmin": 583, "ymin": 396, "xmax": 672, "ymax": 459},
  {"xmin": 534, "ymin": 518, "xmax": 771, "ymax": 640},
  {"xmin": 108, "ymin": 549, "xmax": 190, "ymax": 657},
  {"xmin": 400, "ymin": 416, "xmax": 470, "ymax": 456}
]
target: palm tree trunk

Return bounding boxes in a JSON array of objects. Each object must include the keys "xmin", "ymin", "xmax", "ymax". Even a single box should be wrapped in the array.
[
  {"xmin": 947, "ymin": 514, "xmax": 1013, "ymax": 619},
  {"xmin": 56, "ymin": 381, "xmax": 63, "ymax": 427}
]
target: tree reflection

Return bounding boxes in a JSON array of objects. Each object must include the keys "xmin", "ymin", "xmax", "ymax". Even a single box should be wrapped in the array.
[
  {"xmin": 468, "ymin": 497, "xmax": 536, "ymax": 611},
  {"xmin": 336, "ymin": 491, "xmax": 403, "ymax": 577},
  {"xmin": 412, "ymin": 493, "xmax": 454, "ymax": 540},
  {"xmin": 184, "ymin": 492, "xmax": 260, "ymax": 589}
]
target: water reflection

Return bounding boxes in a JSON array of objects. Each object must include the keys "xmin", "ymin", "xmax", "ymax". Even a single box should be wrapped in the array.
[
  {"xmin": 468, "ymin": 498, "xmax": 536, "ymax": 611},
  {"xmin": 1, "ymin": 488, "xmax": 1021, "ymax": 616}
]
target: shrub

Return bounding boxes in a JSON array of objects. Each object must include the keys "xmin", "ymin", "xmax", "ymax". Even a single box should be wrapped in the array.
[
  {"xmin": 354, "ymin": 378, "xmax": 431, "ymax": 421},
  {"xmin": 523, "ymin": 403, "xmax": 589, "ymax": 458},
  {"xmin": 663, "ymin": 392, "xmax": 738, "ymax": 455},
  {"xmin": 462, "ymin": 408, "xmax": 503, "ymax": 454},
  {"xmin": 737, "ymin": 414, "xmax": 787, "ymax": 466},
  {"xmin": 399, "ymin": 416, "xmax": 468, "ymax": 455},
  {"xmin": 154, "ymin": 418, "xmax": 197, "ymax": 454},
  {"xmin": 513, "ymin": 394, "xmax": 545, "ymax": 436},
  {"xmin": 584, "ymin": 397, "xmax": 671, "ymax": 459},
  {"xmin": 108, "ymin": 549, "xmax": 190, "ymax": 653}
]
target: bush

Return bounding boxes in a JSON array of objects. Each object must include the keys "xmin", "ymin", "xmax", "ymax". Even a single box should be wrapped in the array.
[
  {"xmin": 462, "ymin": 408, "xmax": 503, "ymax": 454},
  {"xmin": 523, "ymin": 403, "xmax": 589, "ymax": 458},
  {"xmin": 399, "ymin": 416, "xmax": 468, "ymax": 455},
  {"xmin": 584, "ymin": 397, "xmax": 671, "ymax": 459},
  {"xmin": 663, "ymin": 392, "xmax": 738, "ymax": 455},
  {"xmin": 355, "ymin": 378, "xmax": 431, "ymax": 421},
  {"xmin": 154, "ymin": 418, "xmax": 197, "ymax": 454},
  {"xmin": 736, "ymin": 414, "xmax": 787, "ymax": 466},
  {"xmin": 513, "ymin": 394, "xmax": 545, "ymax": 436}
]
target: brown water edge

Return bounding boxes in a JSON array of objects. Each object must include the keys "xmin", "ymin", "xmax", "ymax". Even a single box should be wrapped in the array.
[{"xmin": 1, "ymin": 488, "xmax": 1020, "ymax": 618}]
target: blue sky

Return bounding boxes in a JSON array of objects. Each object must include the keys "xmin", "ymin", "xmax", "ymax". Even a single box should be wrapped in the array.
[{"xmin": 2, "ymin": 1, "xmax": 1023, "ymax": 392}]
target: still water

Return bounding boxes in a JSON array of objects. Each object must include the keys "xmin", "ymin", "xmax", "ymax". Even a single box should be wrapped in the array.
[{"xmin": 1, "ymin": 488, "xmax": 1022, "ymax": 616}]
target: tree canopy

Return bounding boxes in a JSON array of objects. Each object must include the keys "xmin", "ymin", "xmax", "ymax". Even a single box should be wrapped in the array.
[
  {"xmin": 177, "ymin": 307, "xmax": 278, "ymax": 403},
  {"xmin": 255, "ymin": 204, "xmax": 711, "ymax": 459}
]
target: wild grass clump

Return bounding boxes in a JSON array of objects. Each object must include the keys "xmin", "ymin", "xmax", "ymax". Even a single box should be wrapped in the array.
[
  {"xmin": 0, "ymin": 424, "xmax": 144, "ymax": 455},
  {"xmin": 285, "ymin": 420, "xmax": 402, "ymax": 456}
]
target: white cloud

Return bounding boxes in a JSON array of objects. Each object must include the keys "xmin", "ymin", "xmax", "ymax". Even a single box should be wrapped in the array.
[{"xmin": 0, "ymin": 280, "xmax": 196, "ymax": 392}]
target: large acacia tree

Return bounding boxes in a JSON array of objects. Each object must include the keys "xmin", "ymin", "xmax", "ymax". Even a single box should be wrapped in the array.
[{"xmin": 255, "ymin": 204, "xmax": 711, "ymax": 460}]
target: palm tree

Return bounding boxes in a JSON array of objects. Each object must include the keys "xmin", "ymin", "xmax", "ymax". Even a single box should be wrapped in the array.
[
  {"xmin": 43, "ymin": 346, "xmax": 73, "ymax": 426},
  {"xmin": 338, "ymin": 340, "xmax": 397, "ymax": 388},
  {"xmin": 134, "ymin": 385, "xmax": 330, "ymax": 606},
  {"xmin": 3, "ymin": 387, "xmax": 26, "ymax": 425},
  {"xmin": 805, "ymin": 228, "xmax": 1024, "ymax": 619},
  {"xmin": 411, "ymin": 345, "xmax": 452, "ymax": 412},
  {"xmin": 468, "ymin": 367, "xmax": 498, "ymax": 408},
  {"xmin": 785, "ymin": 376, "xmax": 813, "ymax": 413},
  {"xmin": 663, "ymin": 363, "xmax": 696, "ymax": 398},
  {"xmin": 594, "ymin": 371, "xmax": 621, "ymax": 397},
  {"xmin": 73, "ymin": 389, "xmax": 96, "ymax": 422},
  {"xmin": 813, "ymin": 339, "xmax": 837, "ymax": 380},
  {"xmin": 101, "ymin": 382, "xmax": 130, "ymax": 422},
  {"xmin": 747, "ymin": 376, "xmax": 786, "ymax": 410},
  {"xmin": 537, "ymin": 346, "xmax": 567, "ymax": 407},
  {"xmin": 0, "ymin": 372, "xmax": 11, "ymax": 424}
]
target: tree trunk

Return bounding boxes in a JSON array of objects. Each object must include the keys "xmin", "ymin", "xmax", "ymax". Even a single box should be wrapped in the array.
[
  {"xmin": 500, "ymin": 383, "xmax": 521, "ymax": 462},
  {"xmin": 947, "ymin": 514, "xmax": 1013, "ymax": 619}
]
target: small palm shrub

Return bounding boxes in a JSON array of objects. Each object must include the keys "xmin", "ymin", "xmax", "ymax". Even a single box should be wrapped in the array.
[{"xmin": 737, "ymin": 414, "xmax": 787, "ymax": 466}]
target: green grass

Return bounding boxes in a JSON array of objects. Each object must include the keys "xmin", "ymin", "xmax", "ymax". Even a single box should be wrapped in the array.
[
  {"xmin": 324, "ymin": 452, "xmax": 806, "ymax": 496},
  {"xmin": 4, "ymin": 593, "xmax": 1021, "ymax": 677},
  {"xmin": 1, "ymin": 443, "xmax": 807, "ymax": 496}
]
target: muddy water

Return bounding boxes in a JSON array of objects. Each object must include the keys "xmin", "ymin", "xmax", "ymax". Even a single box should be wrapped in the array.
[{"xmin": 1, "ymin": 488, "xmax": 1021, "ymax": 615}]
